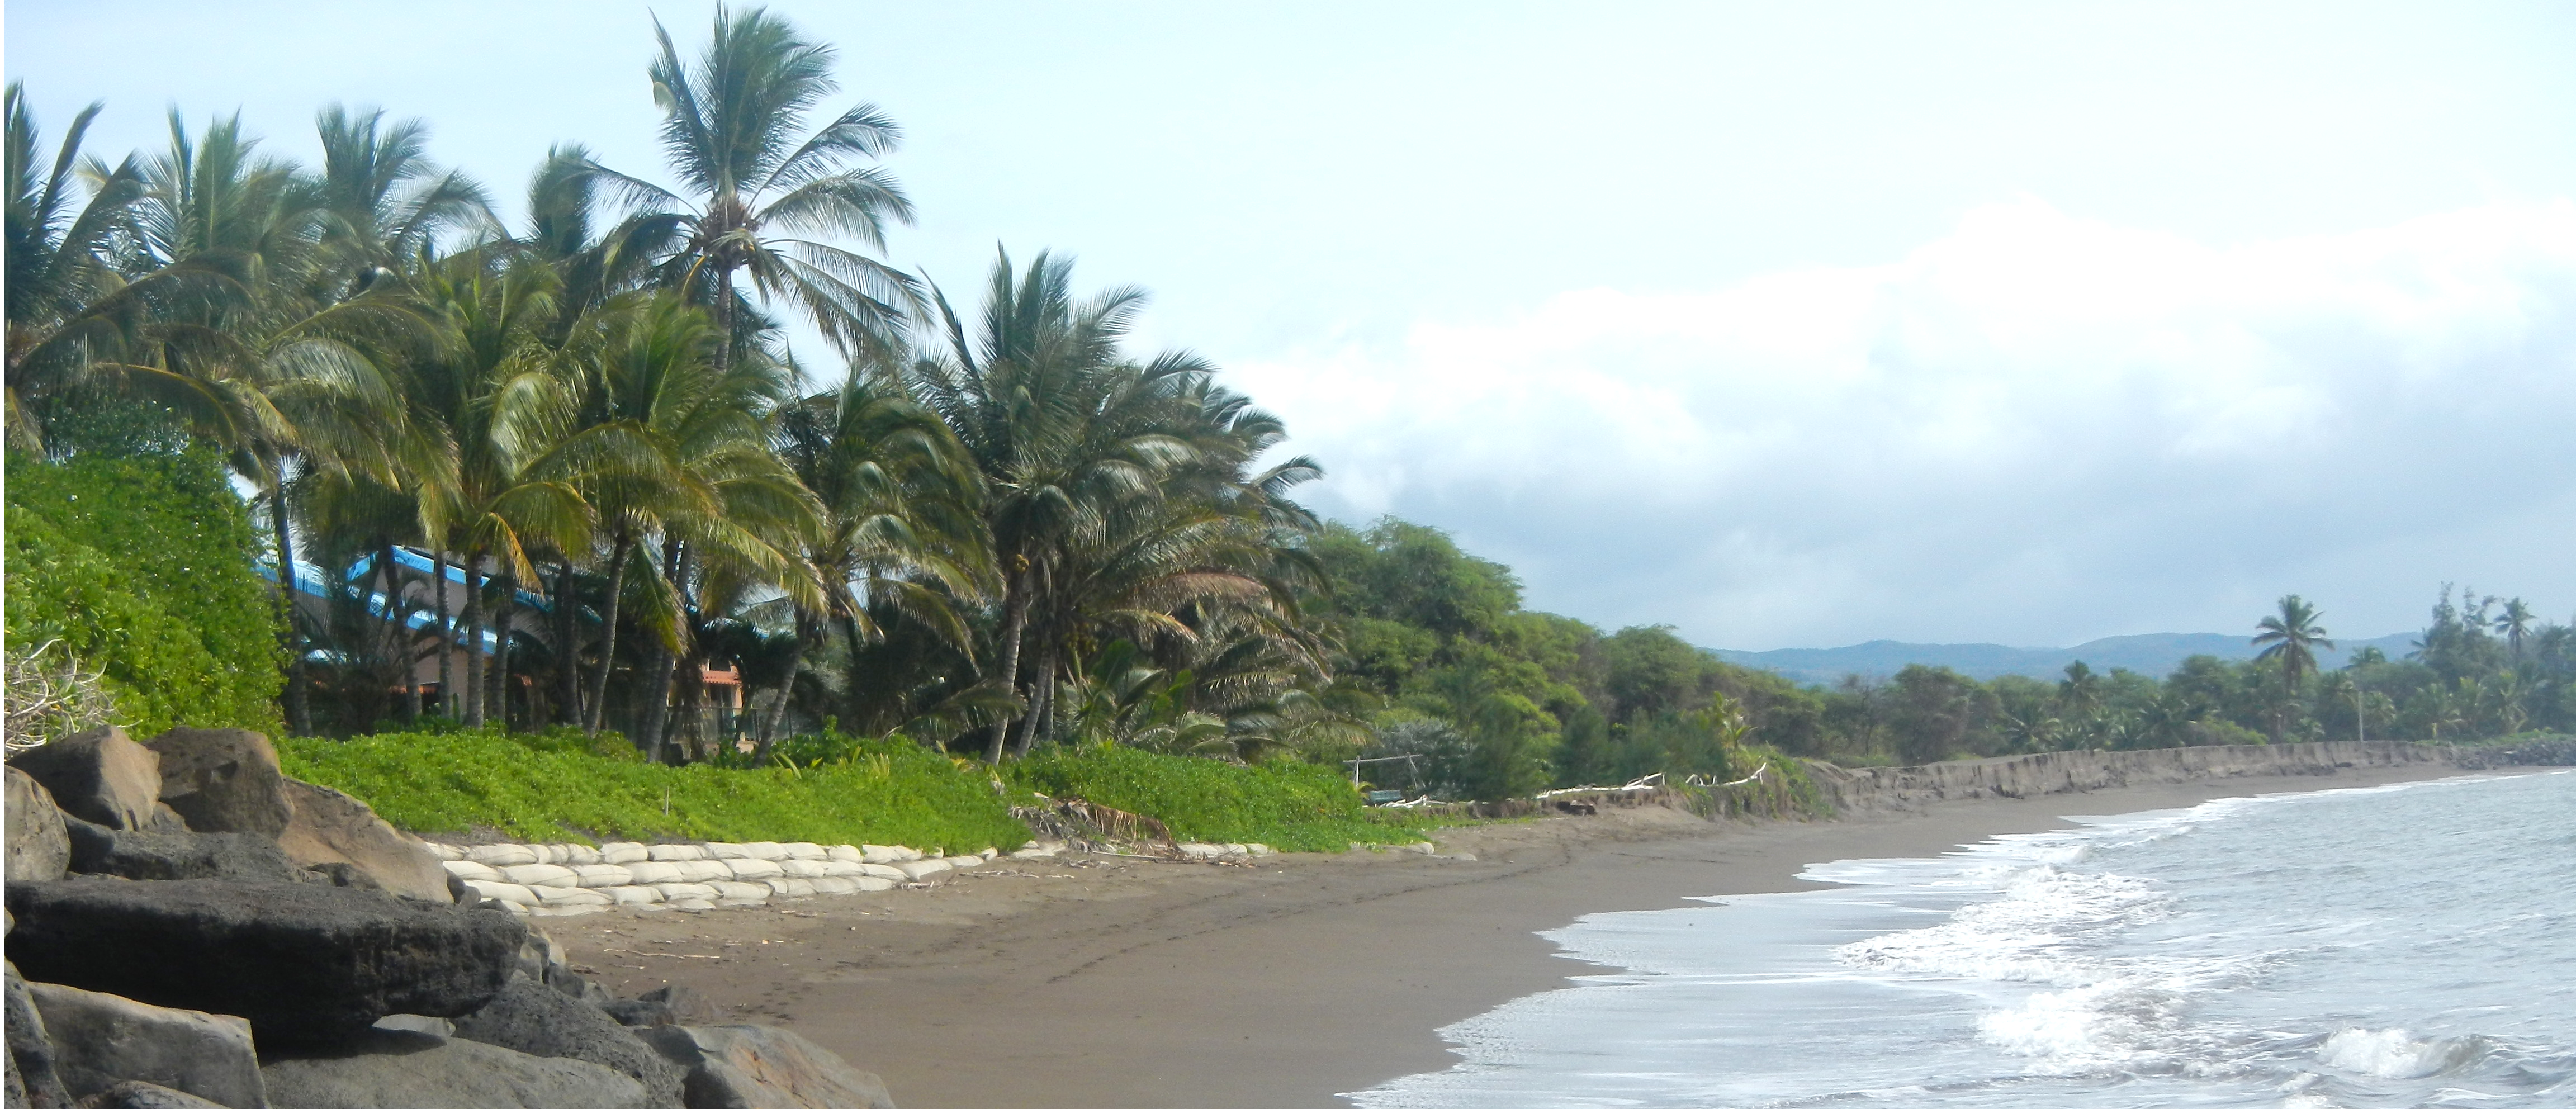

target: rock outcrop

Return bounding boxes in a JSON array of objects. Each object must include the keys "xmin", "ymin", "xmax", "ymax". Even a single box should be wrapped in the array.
[
  {"xmin": 1805, "ymin": 740, "xmax": 2454, "ymax": 815},
  {"xmin": 4, "ymin": 879, "xmax": 520, "ymax": 1046},
  {"xmin": 22, "ymin": 982, "xmax": 266, "ymax": 1109},
  {"xmin": 12, "ymin": 729, "xmax": 183, "ymax": 833},
  {"xmin": 258, "ymin": 1029, "xmax": 651, "ymax": 1109},
  {"xmin": 62, "ymin": 1082, "xmax": 232, "ymax": 1109},
  {"xmin": 7, "ymin": 727, "xmax": 906, "ymax": 1107},
  {"xmin": 5, "ymin": 769, "xmax": 70, "ymax": 882},
  {"xmin": 143, "ymin": 731, "xmax": 292, "ymax": 838},
  {"xmin": 60, "ymin": 821, "xmax": 304, "ymax": 885},
  {"xmin": 7, "ymin": 963, "xmax": 74, "ymax": 1109},
  {"xmin": 273, "ymin": 780, "xmax": 449, "ymax": 903},
  {"xmin": 452, "ymin": 977, "xmax": 684, "ymax": 1109},
  {"xmin": 636, "ymin": 1026, "xmax": 896, "ymax": 1109}
]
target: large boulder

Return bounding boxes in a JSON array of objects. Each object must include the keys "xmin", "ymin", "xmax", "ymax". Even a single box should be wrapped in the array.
[
  {"xmin": 273, "ymin": 781, "xmax": 449, "ymax": 903},
  {"xmin": 6, "ymin": 770, "xmax": 70, "ymax": 882},
  {"xmin": 259, "ymin": 1030, "xmax": 650, "ymax": 1109},
  {"xmin": 22, "ymin": 983, "xmax": 264, "ymax": 1109},
  {"xmin": 12, "ymin": 729, "xmax": 183, "ymax": 833},
  {"xmin": 142, "ymin": 731, "xmax": 290, "ymax": 839},
  {"xmin": 634, "ymin": 1026, "xmax": 895, "ymax": 1109},
  {"xmin": 452, "ymin": 977, "xmax": 683, "ymax": 1109},
  {"xmin": 61, "ymin": 822, "xmax": 303, "ymax": 885},
  {"xmin": 6, "ymin": 964, "xmax": 72, "ymax": 1109},
  {"xmin": 64, "ymin": 1082, "xmax": 229, "ymax": 1109},
  {"xmin": 4, "ymin": 879, "xmax": 522, "ymax": 1046}
]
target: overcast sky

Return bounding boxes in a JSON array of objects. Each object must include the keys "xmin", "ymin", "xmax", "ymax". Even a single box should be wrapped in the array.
[{"xmin": 8, "ymin": 2, "xmax": 2571, "ymax": 649}]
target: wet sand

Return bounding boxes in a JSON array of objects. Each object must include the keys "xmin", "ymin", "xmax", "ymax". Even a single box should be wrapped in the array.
[{"xmin": 552, "ymin": 763, "xmax": 2472, "ymax": 1109}]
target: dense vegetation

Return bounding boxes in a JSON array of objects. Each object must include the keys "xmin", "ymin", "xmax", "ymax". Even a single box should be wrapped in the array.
[
  {"xmin": 4, "ymin": 449, "xmax": 286, "ymax": 736},
  {"xmin": 7, "ymin": 6, "xmax": 2563, "ymax": 840}
]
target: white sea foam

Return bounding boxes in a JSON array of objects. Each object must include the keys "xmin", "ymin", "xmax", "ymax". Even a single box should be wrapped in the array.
[{"xmin": 2315, "ymin": 1027, "xmax": 2483, "ymax": 1080}]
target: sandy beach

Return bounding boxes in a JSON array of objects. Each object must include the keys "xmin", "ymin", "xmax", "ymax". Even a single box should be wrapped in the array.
[{"xmin": 551, "ymin": 762, "xmax": 2473, "ymax": 1109}]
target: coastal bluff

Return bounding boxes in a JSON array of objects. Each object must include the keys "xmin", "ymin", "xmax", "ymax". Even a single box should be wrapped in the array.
[{"xmin": 1805, "ymin": 741, "xmax": 2458, "ymax": 815}]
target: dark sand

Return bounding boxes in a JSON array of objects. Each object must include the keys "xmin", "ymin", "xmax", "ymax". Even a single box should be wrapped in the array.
[{"xmin": 555, "ymin": 764, "xmax": 2474, "ymax": 1108}]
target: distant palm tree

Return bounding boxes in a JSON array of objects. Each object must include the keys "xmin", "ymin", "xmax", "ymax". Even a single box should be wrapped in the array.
[
  {"xmin": 2493, "ymin": 598, "xmax": 2536, "ymax": 660},
  {"xmin": 588, "ymin": 6, "xmax": 918, "ymax": 363},
  {"xmin": 2253, "ymin": 594, "xmax": 2333, "ymax": 741}
]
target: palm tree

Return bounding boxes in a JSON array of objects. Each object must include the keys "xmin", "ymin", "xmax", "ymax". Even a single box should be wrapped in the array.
[
  {"xmin": 311, "ymin": 105, "xmax": 493, "ymax": 295},
  {"xmin": 767, "ymin": 360, "xmax": 991, "ymax": 752},
  {"xmin": 586, "ymin": 6, "xmax": 919, "ymax": 363},
  {"xmin": 553, "ymin": 291, "xmax": 816, "ymax": 749},
  {"xmin": 911, "ymin": 249, "xmax": 1225, "ymax": 761},
  {"xmin": 101, "ymin": 111, "xmax": 433, "ymax": 734},
  {"xmin": 2494, "ymin": 597, "xmax": 2536, "ymax": 661},
  {"xmin": 2253, "ymin": 594, "xmax": 2333, "ymax": 741},
  {"xmin": 5, "ymin": 84, "xmax": 149, "ymax": 450}
]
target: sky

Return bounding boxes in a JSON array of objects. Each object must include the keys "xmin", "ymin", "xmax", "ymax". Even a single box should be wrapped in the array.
[{"xmin": 8, "ymin": 2, "xmax": 2572, "ymax": 650}]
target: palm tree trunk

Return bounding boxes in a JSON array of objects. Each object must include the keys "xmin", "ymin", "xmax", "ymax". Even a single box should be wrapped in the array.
[
  {"xmin": 383, "ymin": 543, "xmax": 416, "ymax": 725},
  {"xmin": 461, "ymin": 553, "xmax": 485, "ymax": 728},
  {"xmin": 433, "ymin": 549, "xmax": 453, "ymax": 718},
  {"xmin": 585, "ymin": 528, "xmax": 636, "ymax": 734},
  {"xmin": 841, "ymin": 611, "xmax": 868, "ymax": 735},
  {"xmin": 269, "ymin": 474, "xmax": 312, "ymax": 737},
  {"xmin": 637, "ymin": 537, "xmax": 686, "ymax": 760},
  {"xmin": 555, "ymin": 560, "xmax": 581, "ymax": 727},
  {"xmin": 983, "ymin": 577, "xmax": 1030, "ymax": 765},
  {"xmin": 1011, "ymin": 641, "xmax": 1057, "ymax": 756},
  {"xmin": 492, "ymin": 571, "xmax": 517, "ymax": 731},
  {"xmin": 754, "ymin": 609, "xmax": 813, "ymax": 761}
]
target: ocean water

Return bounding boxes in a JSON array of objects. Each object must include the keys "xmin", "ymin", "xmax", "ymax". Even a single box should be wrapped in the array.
[{"xmin": 1352, "ymin": 770, "xmax": 2576, "ymax": 1108}]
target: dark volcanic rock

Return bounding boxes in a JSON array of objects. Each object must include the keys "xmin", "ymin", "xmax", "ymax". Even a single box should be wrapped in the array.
[
  {"xmin": 61, "ymin": 821, "xmax": 303, "ymax": 884},
  {"xmin": 6, "ymin": 964, "xmax": 72, "ymax": 1109},
  {"xmin": 6, "ymin": 770, "xmax": 71, "ymax": 883},
  {"xmin": 600, "ymin": 986, "xmax": 722, "ymax": 1030},
  {"xmin": 69, "ymin": 1081, "xmax": 230, "ymax": 1109},
  {"xmin": 23, "ymin": 982, "xmax": 264, "ymax": 1109},
  {"xmin": 635, "ymin": 1026, "xmax": 895, "ymax": 1109},
  {"xmin": 12, "ymin": 730, "xmax": 183, "ymax": 833},
  {"xmin": 4, "ymin": 878, "xmax": 522, "ymax": 1046},
  {"xmin": 142, "ymin": 731, "xmax": 291, "ymax": 838},
  {"xmin": 260, "ymin": 1029, "xmax": 649, "ymax": 1109},
  {"xmin": 453, "ymin": 977, "xmax": 683, "ymax": 1108}
]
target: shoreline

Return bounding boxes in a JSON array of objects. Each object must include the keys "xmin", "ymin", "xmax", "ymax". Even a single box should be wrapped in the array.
[{"xmin": 553, "ymin": 761, "xmax": 2479, "ymax": 1108}]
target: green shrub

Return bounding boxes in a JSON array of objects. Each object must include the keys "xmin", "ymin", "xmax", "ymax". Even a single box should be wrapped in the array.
[
  {"xmin": 276, "ymin": 729, "xmax": 1029, "ymax": 853},
  {"xmin": 1007, "ymin": 743, "xmax": 1429, "ymax": 851},
  {"xmin": 4, "ymin": 451, "xmax": 285, "ymax": 736}
]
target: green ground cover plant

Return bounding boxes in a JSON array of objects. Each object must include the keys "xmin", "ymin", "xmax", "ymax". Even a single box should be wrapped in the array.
[
  {"xmin": 4, "ymin": 451, "xmax": 285, "ymax": 737},
  {"xmin": 1006, "ymin": 743, "xmax": 1431, "ymax": 851},
  {"xmin": 277, "ymin": 728, "xmax": 1030, "ymax": 854}
]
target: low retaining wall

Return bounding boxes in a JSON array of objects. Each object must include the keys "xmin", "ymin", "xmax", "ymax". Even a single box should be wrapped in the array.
[{"xmin": 1804, "ymin": 740, "xmax": 2455, "ymax": 816}]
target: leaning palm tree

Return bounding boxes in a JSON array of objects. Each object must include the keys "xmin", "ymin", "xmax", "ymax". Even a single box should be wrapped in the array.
[
  {"xmin": 586, "ymin": 5, "xmax": 919, "ymax": 363},
  {"xmin": 2253, "ymin": 594, "xmax": 2333, "ymax": 741},
  {"xmin": 6, "ymin": 85, "xmax": 154, "ymax": 449}
]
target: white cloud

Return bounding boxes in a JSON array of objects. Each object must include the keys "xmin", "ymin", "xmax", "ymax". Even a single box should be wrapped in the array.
[{"xmin": 1228, "ymin": 201, "xmax": 2576, "ymax": 650}]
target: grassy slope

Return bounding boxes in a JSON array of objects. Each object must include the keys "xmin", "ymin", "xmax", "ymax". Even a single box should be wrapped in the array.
[
  {"xmin": 280, "ymin": 730, "xmax": 1431, "ymax": 853},
  {"xmin": 278, "ymin": 730, "xmax": 1030, "ymax": 854}
]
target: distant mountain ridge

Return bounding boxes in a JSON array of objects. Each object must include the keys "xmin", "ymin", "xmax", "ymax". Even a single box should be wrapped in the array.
[{"xmin": 1711, "ymin": 631, "xmax": 2419, "ymax": 686}]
